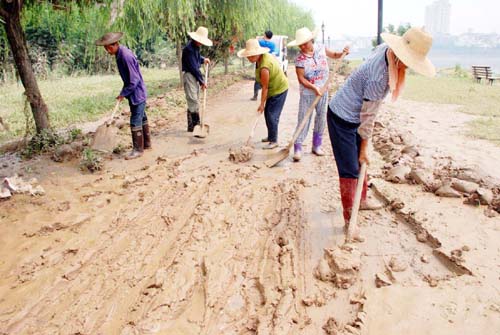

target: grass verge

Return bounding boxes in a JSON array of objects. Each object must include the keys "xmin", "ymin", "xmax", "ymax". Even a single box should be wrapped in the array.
[
  {"xmin": 403, "ymin": 73, "xmax": 500, "ymax": 144},
  {"xmin": 0, "ymin": 65, "xmax": 251, "ymax": 145}
]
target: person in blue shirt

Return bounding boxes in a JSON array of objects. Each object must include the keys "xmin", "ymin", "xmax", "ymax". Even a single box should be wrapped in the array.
[
  {"xmin": 327, "ymin": 27, "xmax": 435, "ymax": 241},
  {"xmin": 251, "ymin": 30, "xmax": 277, "ymax": 101},
  {"xmin": 182, "ymin": 27, "xmax": 212, "ymax": 132},
  {"xmin": 96, "ymin": 32, "xmax": 150, "ymax": 160}
]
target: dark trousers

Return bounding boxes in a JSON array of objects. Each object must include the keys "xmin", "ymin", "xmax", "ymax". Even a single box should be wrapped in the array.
[
  {"xmin": 327, "ymin": 107, "xmax": 362, "ymax": 179},
  {"xmin": 264, "ymin": 90, "xmax": 288, "ymax": 143},
  {"xmin": 129, "ymin": 101, "xmax": 148, "ymax": 129}
]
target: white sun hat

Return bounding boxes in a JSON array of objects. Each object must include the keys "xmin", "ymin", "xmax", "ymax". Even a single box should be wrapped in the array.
[
  {"xmin": 381, "ymin": 27, "xmax": 436, "ymax": 77},
  {"xmin": 188, "ymin": 26, "xmax": 213, "ymax": 47},
  {"xmin": 237, "ymin": 39, "xmax": 270, "ymax": 58},
  {"xmin": 287, "ymin": 27, "xmax": 319, "ymax": 47}
]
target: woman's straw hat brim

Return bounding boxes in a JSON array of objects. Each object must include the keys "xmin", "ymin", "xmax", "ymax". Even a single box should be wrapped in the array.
[
  {"xmin": 95, "ymin": 32, "xmax": 123, "ymax": 46},
  {"xmin": 237, "ymin": 39, "xmax": 270, "ymax": 58},
  {"xmin": 381, "ymin": 28, "xmax": 436, "ymax": 77},
  {"xmin": 287, "ymin": 27, "xmax": 318, "ymax": 47},
  {"xmin": 188, "ymin": 27, "xmax": 213, "ymax": 47}
]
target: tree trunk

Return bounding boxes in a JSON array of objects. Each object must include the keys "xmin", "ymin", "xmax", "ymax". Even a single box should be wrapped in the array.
[
  {"xmin": 3, "ymin": 11, "xmax": 50, "ymax": 132},
  {"xmin": 176, "ymin": 40, "xmax": 183, "ymax": 89}
]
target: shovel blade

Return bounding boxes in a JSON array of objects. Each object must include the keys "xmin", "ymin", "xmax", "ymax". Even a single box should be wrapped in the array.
[
  {"xmin": 264, "ymin": 148, "xmax": 290, "ymax": 168},
  {"xmin": 193, "ymin": 124, "xmax": 210, "ymax": 138},
  {"xmin": 91, "ymin": 123, "xmax": 118, "ymax": 152}
]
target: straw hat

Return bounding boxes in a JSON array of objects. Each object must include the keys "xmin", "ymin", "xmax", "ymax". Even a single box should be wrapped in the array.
[
  {"xmin": 381, "ymin": 27, "xmax": 436, "ymax": 77},
  {"xmin": 188, "ymin": 27, "xmax": 213, "ymax": 47},
  {"xmin": 95, "ymin": 32, "xmax": 123, "ymax": 46},
  {"xmin": 237, "ymin": 39, "xmax": 270, "ymax": 58},
  {"xmin": 287, "ymin": 27, "xmax": 318, "ymax": 47}
]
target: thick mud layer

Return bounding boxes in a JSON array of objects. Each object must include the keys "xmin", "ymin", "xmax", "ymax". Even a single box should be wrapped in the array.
[
  {"xmin": 228, "ymin": 145, "xmax": 254, "ymax": 163},
  {"xmin": 1, "ymin": 74, "xmax": 499, "ymax": 334}
]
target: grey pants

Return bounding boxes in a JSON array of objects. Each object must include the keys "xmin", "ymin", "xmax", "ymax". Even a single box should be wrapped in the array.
[
  {"xmin": 294, "ymin": 92, "xmax": 328, "ymax": 145},
  {"xmin": 183, "ymin": 72, "xmax": 200, "ymax": 114}
]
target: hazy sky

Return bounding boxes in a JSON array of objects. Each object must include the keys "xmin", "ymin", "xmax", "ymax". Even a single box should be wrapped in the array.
[{"xmin": 291, "ymin": 0, "xmax": 500, "ymax": 37}]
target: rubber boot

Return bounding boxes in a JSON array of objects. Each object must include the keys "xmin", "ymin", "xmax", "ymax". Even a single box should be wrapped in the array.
[
  {"xmin": 191, "ymin": 112, "xmax": 200, "ymax": 128},
  {"xmin": 312, "ymin": 132, "xmax": 325, "ymax": 156},
  {"xmin": 125, "ymin": 127, "xmax": 144, "ymax": 160},
  {"xmin": 143, "ymin": 123, "xmax": 152, "ymax": 150},
  {"xmin": 187, "ymin": 110, "xmax": 194, "ymax": 132},
  {"xmin": 293, "ymin": 143, "xmax": 302, "ymax": 162},
  {"xmin": 359, "ymin": 174, "xmax": 384, "ymax": 210},
  {"xmin": 339, "ymin": 177, "xmax": 357, "ymax": 225},
  {"xmin": 339, "ymin": 177, "xmax": 365, "ymax": 242},
  {"xmin": 251, "ymin": 93, "xmax": 258, "ymax": 101}
]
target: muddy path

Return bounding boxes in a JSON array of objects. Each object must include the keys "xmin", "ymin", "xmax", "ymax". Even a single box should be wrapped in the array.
[{"xmin": 1, "ymin": 70, "xmax": 499, "ymax": 334}]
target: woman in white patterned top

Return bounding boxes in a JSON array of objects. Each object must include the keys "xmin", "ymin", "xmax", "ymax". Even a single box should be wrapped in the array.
[{"xmin": 288, "ymin": 27, "xmax": 349, "ymax": 161}]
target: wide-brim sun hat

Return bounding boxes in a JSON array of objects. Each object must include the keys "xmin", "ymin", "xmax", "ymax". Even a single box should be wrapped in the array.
[
  {"xmin": 95, "ymin": 32, "xmax": 123, "ymax": 46},
  {"xmin": 188, "ymin": 26, "xmax": 213, "ymax": 47},
  {"xmin": 381, "ymin": 27, "xmax": 436, "ymax": 77},
  {"xmin": 237, "ymin": 39, "xmax": 270, "ymax": 58},
  {"xmin": 287, "ymin": 27, "xmax": 318, "ymax": 47}
]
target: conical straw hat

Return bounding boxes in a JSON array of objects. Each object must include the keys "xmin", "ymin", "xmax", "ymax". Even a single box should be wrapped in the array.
[
  {"xmin": 188, "ymin": 26, "xmax": 213, "ymax": 47},
  {"xmin": 381, "ymin": 27, "xmax": 436, "ymax": 77},
  {"xmin": 237, "ymin": 39, "xmax": 270, "ymax": 58},
  {"xmin": 95, "ymin": 32, "xmax": 123, "ymax": 46},
  {"xmin": 287, "ymin": 27, "xmax": 318, "ymax": 47}
]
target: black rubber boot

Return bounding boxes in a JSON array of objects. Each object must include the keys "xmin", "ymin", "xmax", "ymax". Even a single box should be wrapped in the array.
[
  {"xmin": 125, "ymin": 127, "xmax": 144, "ymax": 160},
  {"xmin": 191, "ymin": 112, "xmax": 200, "ymax": 128},
  {"xmin": 187, "ymin": 110, "xmax": 194, "ymax": 132},
  {"xmin": 143, "ymin": 123, "xmax": 151, "ymax": 150}
]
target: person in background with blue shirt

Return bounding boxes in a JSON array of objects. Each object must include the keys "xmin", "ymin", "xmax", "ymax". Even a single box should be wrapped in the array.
[
  {"xmin": 327, "ymin": 27, "xmax": 436, "ymax": 241},
  {"xmin": 182, "ymin": 27, "xmax": 212, "ymax": 132},
  {"xmin": 251, "ymin": 30, "xmax": 277, "ymax": 101},
  {"xmin": 96, "ymin": 32, "xmax": 150, "ymax": 160}
]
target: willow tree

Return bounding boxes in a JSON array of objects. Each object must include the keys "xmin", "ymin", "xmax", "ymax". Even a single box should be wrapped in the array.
[
  {"xmin": 118, "ymin": 0, "xmax": 209, "ymax": 85},
  {"xmin": 1, "ymin": 0, "xmax": 50, "ymax": 133}
]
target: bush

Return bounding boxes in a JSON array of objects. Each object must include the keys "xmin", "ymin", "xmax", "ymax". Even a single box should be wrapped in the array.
[
  {"xmin": 21, "ymin": 129, "xmax": 64, "ymax": 159},
  {"xmin": 79, "ymin": 148, "xmax": 103, "ymax": 173}
]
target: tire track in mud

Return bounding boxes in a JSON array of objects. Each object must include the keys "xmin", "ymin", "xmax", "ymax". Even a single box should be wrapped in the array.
[{"xmin": 2, "ymin": 157, "xmax": 212, "ymax": 334}]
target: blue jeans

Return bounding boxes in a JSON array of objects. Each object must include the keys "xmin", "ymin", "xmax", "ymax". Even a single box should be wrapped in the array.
[
  {"xmin": 327, "ymin": 107, "xmax": 362, "ymax": 179},
  {"xmin": 264, "ymin": 90, "xmax": 288, "ymax": 143},
  {"xmin": 129, "ymin": 101, "xmax": 148, "ymax": 129}
]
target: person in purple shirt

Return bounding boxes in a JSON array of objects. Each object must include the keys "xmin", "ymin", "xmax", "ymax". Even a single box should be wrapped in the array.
[{"xmin": 95, "ymin": 32, "xmax": 150, "ymax": 160}]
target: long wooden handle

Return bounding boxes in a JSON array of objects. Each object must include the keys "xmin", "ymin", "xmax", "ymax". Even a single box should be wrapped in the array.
[
  {"xmin": 246, "ymin": 114, "xmax": 261, "ymax": 146},
  {"xmin": 286, "ymin": 53, "xmax": 346, "ymax": 149},
  {"xmin": 347, "ymin": 162, "xmax": 367, "ymax": 239},
  {"xmin": 106, "ymin": 100, "xmax": 121, "ymax": 124},
  {"xmin": 200, "ymin": 64, "xmax": 208, "ymax": 126}
]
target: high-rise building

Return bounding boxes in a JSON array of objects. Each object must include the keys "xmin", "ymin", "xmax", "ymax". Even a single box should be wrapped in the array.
[{"xmin": 425, "ymin": 0, "xmax": 451, "ymax": 35}]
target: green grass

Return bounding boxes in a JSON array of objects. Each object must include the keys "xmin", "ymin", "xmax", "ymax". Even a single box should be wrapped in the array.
[
  {"xmin": 403, "ymin": 73, "xmax": 500, "ymax": 144},
  {"xmin": 0, "ymin": 65, "xmax": 246, "ymax": 144}
]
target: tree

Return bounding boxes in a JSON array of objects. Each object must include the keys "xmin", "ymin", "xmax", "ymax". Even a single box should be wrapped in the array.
[{"xmin": 1, "ymin": 0, "xmax": 50, "ymax": 133}]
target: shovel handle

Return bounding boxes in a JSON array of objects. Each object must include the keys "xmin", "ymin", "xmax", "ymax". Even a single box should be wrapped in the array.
[
  {"xmin": 106, "ymin": 100, "xmax": 121, "ymax": 125},
  {"xmin": 347, "ymin": 162, "xmax": 367, "ymax": 240},
  {"xmin": 245, "ymin": 114, "xmax": 261, "ymax": 146},
  {"xmin": 200, "ymin": 64, "xmax": 209, "ymax": 127}
]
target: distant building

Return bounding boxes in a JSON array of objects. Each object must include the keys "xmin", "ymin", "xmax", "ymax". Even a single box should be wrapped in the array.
[{"xmin": 425, "ymin": 0, "xmax": 451, "ymax": 36}]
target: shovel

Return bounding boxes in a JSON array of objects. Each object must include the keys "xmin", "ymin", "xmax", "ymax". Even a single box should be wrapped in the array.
[
  {"xmin": 91, "ymin": 100, "xmax": 121, "ymax": 152},
  {"xmin": 265, "ymin": 53, "xmax": 346, "ymax": 168},
  {"xmin": 346, "ymin": 162, "xmax": 367, "ymax": 243},
  {"xmin": 245, "ymin": 113, "xmax": 261, "ymax": 146},
  {"xmin": 193, "ymin": 64, "xmax": 210, "ymax": 138}
]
